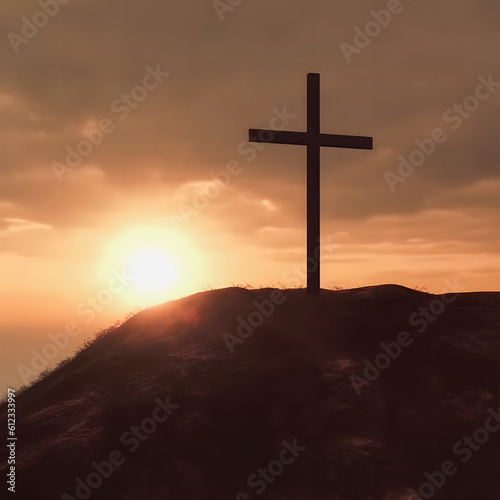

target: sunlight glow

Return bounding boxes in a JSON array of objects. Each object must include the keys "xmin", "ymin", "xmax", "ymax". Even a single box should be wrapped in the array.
[
  {"xmin": 128, "ymin": 249, "xmax": 177, "ymax": 293},
  {"xmin": 102, "ymin": 225, "xmax": 204, "ymax": 308}
]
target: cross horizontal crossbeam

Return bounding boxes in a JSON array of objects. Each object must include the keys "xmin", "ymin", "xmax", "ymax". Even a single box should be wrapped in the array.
[{"xmin": 249, "ymin": 129, "xmax": 373, "ymax": 149}]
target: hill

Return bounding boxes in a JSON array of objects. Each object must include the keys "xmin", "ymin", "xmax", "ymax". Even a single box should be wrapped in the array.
[{"xmin": 1, "ymin": 285, "xmax": 500, "ymax": 500}]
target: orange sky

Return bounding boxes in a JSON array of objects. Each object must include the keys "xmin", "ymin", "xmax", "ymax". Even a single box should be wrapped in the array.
[{"xmin": 0, "ymin": 0, "xmax": 499, "ymax": 394}]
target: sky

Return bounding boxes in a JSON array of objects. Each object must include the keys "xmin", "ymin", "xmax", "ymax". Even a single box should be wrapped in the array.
[{"xmin": 0, "ymin": 0, "xmax": 499, "ymax": 394}]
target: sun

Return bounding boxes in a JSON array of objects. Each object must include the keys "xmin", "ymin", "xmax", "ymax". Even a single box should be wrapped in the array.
[
  {"xmin": 102, "ymin": 226, "xmax": 204, "ymax": 308},
  {"xmin": 128, "ymin": 249, "xmax": 177, "ymax": 293}
]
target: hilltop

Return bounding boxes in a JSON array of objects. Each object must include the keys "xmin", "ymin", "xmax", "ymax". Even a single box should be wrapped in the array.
[{"xmin": 1, "ymin": 284, "xmax": 499, "ymax": 500}]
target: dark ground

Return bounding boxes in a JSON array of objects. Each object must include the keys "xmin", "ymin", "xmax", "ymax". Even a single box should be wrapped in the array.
[{"xmin": 1, "ymin": 284, "xmax": 499, "ymax": 500}]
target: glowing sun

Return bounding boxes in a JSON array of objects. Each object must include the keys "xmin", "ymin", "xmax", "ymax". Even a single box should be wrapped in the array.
[
  {"xmin": 103, "ymin": 226, "xmax": 203, "ymax": 308},
  {"xmin": 128, "ymin": 249, "xmax": 177, "ymax": 293}
]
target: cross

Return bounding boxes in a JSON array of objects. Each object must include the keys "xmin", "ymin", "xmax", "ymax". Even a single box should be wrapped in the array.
[{"xmin": 249, "ymin": 73, "xmax": 373, "ymax": 295}]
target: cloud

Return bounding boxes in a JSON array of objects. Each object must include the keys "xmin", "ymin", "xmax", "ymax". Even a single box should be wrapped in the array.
[
  {"xmin": 0, "ymin": 217, "xmax": 51, "ymax": 235},
  {"xmin": 0, "ymin": 0, "xmax": 497, "ymax": 268}
]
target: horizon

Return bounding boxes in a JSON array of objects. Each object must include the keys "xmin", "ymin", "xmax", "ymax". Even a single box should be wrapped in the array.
[
  {"xmin": 0, "ymin": 280, "xmax": 493, "ymax": 397},
  {"xmin": 1, "ymin": 1, "xmax": 499, "ymax": 394}
]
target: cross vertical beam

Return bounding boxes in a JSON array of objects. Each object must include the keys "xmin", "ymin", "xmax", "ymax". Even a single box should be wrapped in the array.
[{"xmin": 307, "ymin": 73, "xmax": 321, "ymax": 294}]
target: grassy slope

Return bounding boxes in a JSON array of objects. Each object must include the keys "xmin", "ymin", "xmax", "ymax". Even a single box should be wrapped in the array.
[{"xmin": 1, "ymin": 285, "xmax": 499, "ymax": 500}]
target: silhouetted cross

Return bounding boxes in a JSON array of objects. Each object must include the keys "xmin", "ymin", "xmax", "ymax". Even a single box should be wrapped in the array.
[{"xmin": 249, "ymin": 73, "xmax": 373, "ymax": 295}]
